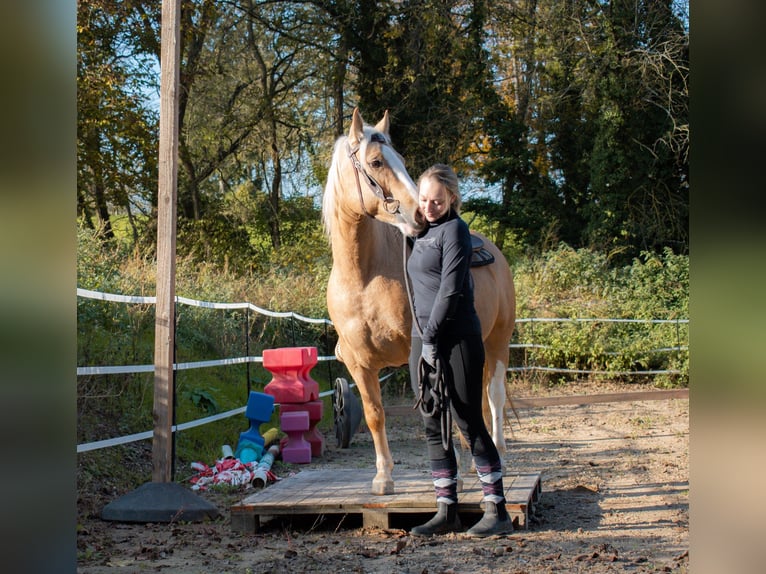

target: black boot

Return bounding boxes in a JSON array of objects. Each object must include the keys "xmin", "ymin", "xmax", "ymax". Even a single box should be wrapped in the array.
[
  {"xmin": 466, "ymin": 501, "xmax": 514, "ymax": 538},
  {"xmin": 410, "ymin": 502, "xmax": 462, "ymax": 536}
]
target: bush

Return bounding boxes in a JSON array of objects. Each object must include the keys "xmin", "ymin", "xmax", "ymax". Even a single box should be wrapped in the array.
[{"xmin": 512, "ymin": 244, "xmax": 688, "ymax": 387}]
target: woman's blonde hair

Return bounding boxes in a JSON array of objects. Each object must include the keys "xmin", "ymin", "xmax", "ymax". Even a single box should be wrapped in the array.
[{"xmin": 418, "ymin": 163, "xmax": 462, "ymax": 213}]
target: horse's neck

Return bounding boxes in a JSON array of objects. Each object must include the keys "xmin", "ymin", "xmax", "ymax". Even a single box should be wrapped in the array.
[{"xmin": 330, "ymin": 215, "xmax": 402, "ymax": 283}]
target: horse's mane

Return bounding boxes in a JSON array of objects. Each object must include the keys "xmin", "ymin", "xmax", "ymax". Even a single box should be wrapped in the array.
[{"xmin": 321, "ymin": 136, "xmax": 347, "ymax": 238}]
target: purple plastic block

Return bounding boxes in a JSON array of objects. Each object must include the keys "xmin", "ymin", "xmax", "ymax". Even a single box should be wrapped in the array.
[
  {"xmin": 280, "ymin": 411, "xmax": 312, "ymax": 464},
  {"xmin": 280, "ymin": 410, "xmax": 309, "ymax": 432},
  {"xmin": 280, "ymin": 401, "xmax": 325, "ymax": 457}
]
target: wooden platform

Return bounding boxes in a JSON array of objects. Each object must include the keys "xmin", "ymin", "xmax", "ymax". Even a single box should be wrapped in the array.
[{"xmin": 231, "ymin": 469, "xmax": 541, "ymax": 533}]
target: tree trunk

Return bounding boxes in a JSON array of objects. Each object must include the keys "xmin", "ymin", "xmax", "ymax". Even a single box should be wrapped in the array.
[{"xmin": 267, "ymin": 117, "xmax": 282, "ymax": 249}]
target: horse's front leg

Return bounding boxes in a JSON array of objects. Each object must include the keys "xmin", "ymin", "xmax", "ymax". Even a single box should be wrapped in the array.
[{"xmin": 352, "ymin": 369, "xmax": 395, "ymax": 495}]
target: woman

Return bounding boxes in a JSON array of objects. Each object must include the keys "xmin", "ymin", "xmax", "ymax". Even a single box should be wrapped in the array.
[{"xmin": 407, "ymin": 164, "xmax": 513, "ymax": 537}]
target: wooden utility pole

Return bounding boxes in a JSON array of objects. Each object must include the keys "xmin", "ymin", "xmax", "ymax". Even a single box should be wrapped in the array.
[{"xmin": 152, "ymin": 0, "xmax": 181, "ymax": 483}]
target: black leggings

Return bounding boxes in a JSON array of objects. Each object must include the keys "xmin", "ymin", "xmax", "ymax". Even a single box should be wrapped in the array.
[{"xmin": 409, "ymin": 334, "xmax": 504, "ymax": 503}]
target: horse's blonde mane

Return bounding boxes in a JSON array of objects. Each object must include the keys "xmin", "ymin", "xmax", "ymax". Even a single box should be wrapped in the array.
[{"xmin": 321, "ymin": 136, "xmax": 347, "ymax": 238}]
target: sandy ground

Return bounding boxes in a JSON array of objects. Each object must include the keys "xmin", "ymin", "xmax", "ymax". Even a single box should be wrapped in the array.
[{"xmin": 77, "ymin": 381, "xmax": 689, "ymax": 573}]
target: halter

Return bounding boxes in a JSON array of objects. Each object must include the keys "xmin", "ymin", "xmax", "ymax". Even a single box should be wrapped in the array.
[{"xmin": 346, "ymin": 134, "xmax": 401, "ymax": 217}]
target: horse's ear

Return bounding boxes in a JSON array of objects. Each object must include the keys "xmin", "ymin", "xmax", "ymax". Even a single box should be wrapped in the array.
[
  {"xmin": 374, "ymin": 110, "xmax": 390, "ymax": 136},
  {"xmin": 349, "ymin": 107, "xmax": 365, "ymax": 146}
]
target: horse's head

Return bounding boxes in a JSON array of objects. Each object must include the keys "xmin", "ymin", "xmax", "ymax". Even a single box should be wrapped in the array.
[{"xmin": 324, "ymin": 108, "xmax": 426, "ymax": 237}]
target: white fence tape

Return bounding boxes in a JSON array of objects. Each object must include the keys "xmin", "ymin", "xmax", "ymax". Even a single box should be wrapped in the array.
[
  {"xmin": 77, "ymin": 288, "xmax": 332, "ymax": 325},
  {"xmin": 508, "ymin": 366, "xmax": 682, "ymax": 375},
  {"xmin": 76, "ymin": 288, "xmax": 687, "ymax": 453},
  {"xmin": 77, "ymin": 288, "xmax": 156, "ymax": 304},
  {"xmin": 510, "ymin": 316, "xmax": 688, "ymax": 375}
]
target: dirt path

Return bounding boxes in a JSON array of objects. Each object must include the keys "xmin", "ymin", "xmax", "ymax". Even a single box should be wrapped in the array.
[{"xmin": 77, "ymin": 381, "xmax": 689, "ymax": 573}]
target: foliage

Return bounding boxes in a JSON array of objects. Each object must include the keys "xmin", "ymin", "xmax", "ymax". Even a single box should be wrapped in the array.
[
  {"xmin": 512, "ymin": 244, "xmax": 688, "ymax": 387},
  {"xmin": 77, "ymin": 0, "xmax": 160, "ymax": 240},
  {"xmin": 465, "ymin": 0, "xmax": 688, "ymax": 263},
  {"xmin": 77, "ymin": 1, "xmax": 687, "ymax": 263},
  {"xmin": 182, "ymin": 387, "xmax": 220, "ymax": 416}
]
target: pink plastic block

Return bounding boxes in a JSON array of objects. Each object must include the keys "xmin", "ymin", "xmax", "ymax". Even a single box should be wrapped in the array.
[
  {"xmin": 280, "ymin": 410, "xmax": 309, "ymax": 432},
  {"xmin": 263, "ymin": 347, "xmax": 319, "ymax": 404},
  {"xmin": 280, "ymin": 401, "xmax": 325, "ymax": 457},
  {"xmin": 280, "ymin": 411, "xmax": 312, "ymax": 464}
]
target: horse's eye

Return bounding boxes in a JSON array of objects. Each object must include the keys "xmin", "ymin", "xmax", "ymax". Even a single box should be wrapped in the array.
[{"xmin": 369, "ymin": 159, "xmax": 383, "ymax": 169}]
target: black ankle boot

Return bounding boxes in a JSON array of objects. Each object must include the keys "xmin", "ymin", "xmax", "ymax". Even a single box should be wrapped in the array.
[
  {"xmin": 410, "ymin": 502, "xmax": 462, "ymax": 536},
  {"xmin": 466, "ymin": 501, "xmax": 514, "ymax": 538}
]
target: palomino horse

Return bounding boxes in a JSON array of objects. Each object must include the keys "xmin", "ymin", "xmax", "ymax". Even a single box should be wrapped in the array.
[{"xmin": 323, "ymin": 108, "xmax": 516, "ymax": 495}]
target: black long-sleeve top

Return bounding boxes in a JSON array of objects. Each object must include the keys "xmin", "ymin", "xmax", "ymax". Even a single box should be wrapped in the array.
[{"xmin": 407, "ymin": 211, "xmax": 481, "ymax": 345}]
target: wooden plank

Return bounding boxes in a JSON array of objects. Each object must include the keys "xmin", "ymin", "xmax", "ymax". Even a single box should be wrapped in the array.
[
  {"xmin": 362, "ymin": 509, "xmax": 391, "ymax": 529},
  {"xmin": 231, "ymin": 469, "xmax": 541, "ymax": 533}
]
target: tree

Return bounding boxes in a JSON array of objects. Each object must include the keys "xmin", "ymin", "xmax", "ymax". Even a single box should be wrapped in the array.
[
  {"xmin": 469, "ymin": 0, "xmax": 564, "ymax": 251},
  {"xmin": 131, "ymin": 0, "xmax": 331, "ymax": 265},
  {"xmin": 582, "ymin": 0, "xmax": 689, "ymax": 258},
  {"xmin": 467, "ymin": 0, "xmax": 688, "ymax": 259},
  {"xmin": 77, "ymin": 0, "xmax": 689, "ymax": 266},
  {"xmin": 77, "ymin": 0, "xmax": 159, "ymax": 243}
]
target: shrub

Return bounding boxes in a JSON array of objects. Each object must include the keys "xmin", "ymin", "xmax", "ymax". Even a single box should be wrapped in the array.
[{"xmin": 511, "ymin": 244, "xmax": 688, "ymax": 387}]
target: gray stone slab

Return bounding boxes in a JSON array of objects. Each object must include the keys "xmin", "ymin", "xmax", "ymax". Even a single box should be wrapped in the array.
[{"xmin": 101, "ymin": 481, "xmax": 220, "ymax": 523}]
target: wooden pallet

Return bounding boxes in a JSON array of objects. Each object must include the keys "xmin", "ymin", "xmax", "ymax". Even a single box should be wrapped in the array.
[{"xmin": 231, "ymin": 469, "xmax": 541, "ymax": 533}]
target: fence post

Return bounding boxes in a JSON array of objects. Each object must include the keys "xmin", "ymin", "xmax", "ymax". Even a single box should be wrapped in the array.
[
  {"xmin": 324, "ymin": 322, "xmax": 334, "ymax": 383},
  {"xmin": 171, "ymin": 297, "xmax": 178, "ymax": 481},
  {"xmin": 245, "ymin": 307, "xmax": 251, "ymax": 399}
]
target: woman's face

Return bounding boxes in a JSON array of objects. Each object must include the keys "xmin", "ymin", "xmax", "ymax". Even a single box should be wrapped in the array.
[{"xmin": 418, "ymin": 176, "xmax": 454, "ymax": 223}]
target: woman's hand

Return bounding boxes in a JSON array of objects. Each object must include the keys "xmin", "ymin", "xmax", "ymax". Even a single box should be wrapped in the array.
[{"xmin": 421, "ymin": 342, "xmax": 438, "ymax": 368}]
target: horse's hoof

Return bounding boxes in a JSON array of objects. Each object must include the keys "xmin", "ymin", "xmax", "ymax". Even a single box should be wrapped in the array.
[{"xmin": 371, "ymin": 478, "xmax": 395, "ymax": 495}]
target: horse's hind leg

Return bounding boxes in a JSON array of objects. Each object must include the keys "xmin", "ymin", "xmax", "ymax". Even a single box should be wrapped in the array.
[{"xmin": 482, "ymin": 345, "xmax": 508, "ymax": 457}]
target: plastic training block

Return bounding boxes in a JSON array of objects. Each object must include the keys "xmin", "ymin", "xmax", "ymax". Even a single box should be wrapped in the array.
[
  {"xmin": 280, "ymin": 401, "xmax": 325, "ymax": 457},
  {"xmin": 236, "ymin": 391, "xmax": 275, "ymax": 461},
  {"xmin": 280, "ymin": 410, "xmax": 309, "ymax": 432},
  {"xmin": 263, "ymin": 347, "xmax": 319, "ymax": 403},
  {"xmin": 234, "ymin": 439, "xmax": 262, "ymax": 464},
  {"xmin": 244, "ymin": 391, "xmax": 275, "ymax": 423},
  {"xmin": 280, "ymin": 411, "xmax": 312, "ymax": 464},
  {"xmin": 279, "ymin": 400, "xmax": 323, "ymax": 420}
]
